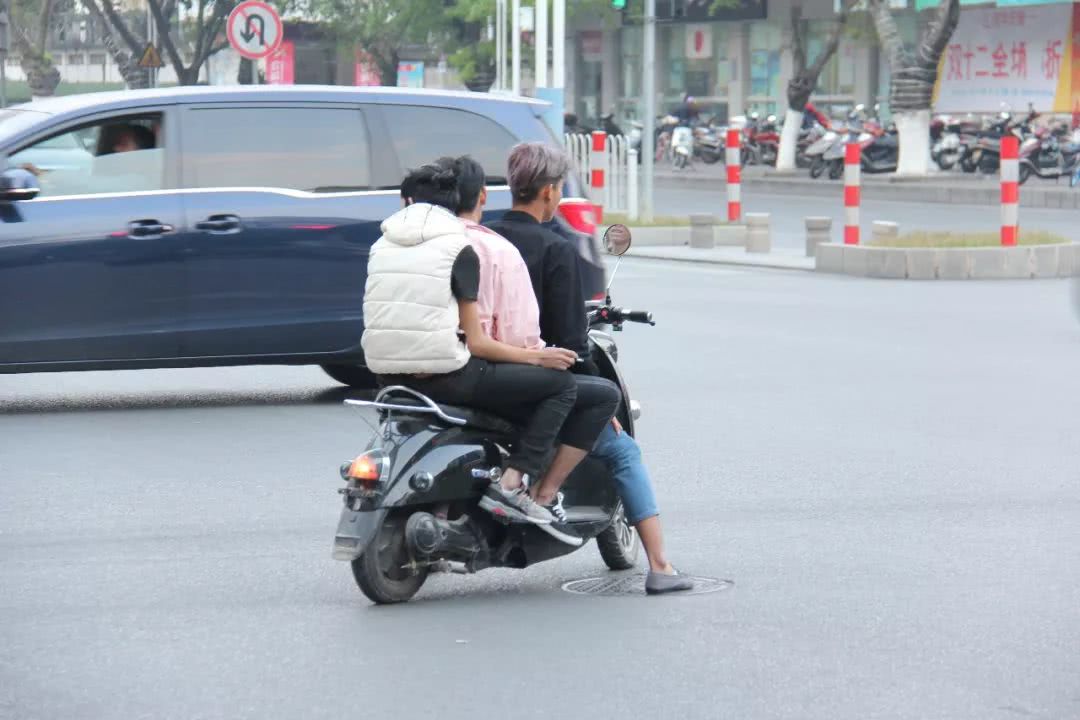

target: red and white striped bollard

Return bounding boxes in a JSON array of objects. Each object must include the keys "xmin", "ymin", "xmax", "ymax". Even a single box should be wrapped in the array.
[
  {"xmin": 844, "ymin": 141, "xmax": 861, "ymax": 245},
  {"xmin": 1000, "ymin": 135, "xmax": 1019, "ymax": 246},
  {"xmin": 726, "ymin": 129, "xmax": 741, "ymax": 222},
  {"xmin": 590, "ymin": 130, "xmax": 606, "ymax": 223}
]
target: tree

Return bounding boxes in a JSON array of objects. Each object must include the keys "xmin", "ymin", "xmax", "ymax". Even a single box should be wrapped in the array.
[
  {"xmin": 84, "ymin": 0, "xmax": 234, "ymax": 86},
  {"xmin": 775, "ymin": 0, "xmax": 854, "ymax": 172},
  {"xmin": 80, "ymin": 0, "xmax": 149, "ymax": 88},
  {"xmin": 868, "ymin": 0, "xmax": 960, "ymax": 175},
  {"xmin": 307, "ymin": 0, "xmax": 448, "ymax": 85},
  {"xmin": 9, "ymin": 0, "xmax": 65, "ymax": 97}
]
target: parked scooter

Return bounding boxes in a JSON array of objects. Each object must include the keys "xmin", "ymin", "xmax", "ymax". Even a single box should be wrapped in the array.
[
  {"xmin": 1018, "ymin": 121, "xmax": 1080, "ymax": 184},
  {"xmin": 742, "ymin": 112, "xmax": 780, "ymax": 166},
  {"xmin": 859, "ymin": 118, "xmax": 898, "ymax": 174},
  {"xmin": 806, "ymin": 126, "xmax": 841, "ymax": 179},
  {"xmin": 671, "ymin": 124, "xmax": 694, "ymax": 169},
  {"xmin": 692, "ymin": 125, "xmax": 724, "ymax": 164},
  {"xmin": 333, "ymin": 227, "xmax": 652, "ymax": 605}
]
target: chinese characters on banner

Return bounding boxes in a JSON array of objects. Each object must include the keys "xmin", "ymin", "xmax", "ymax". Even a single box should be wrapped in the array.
[
  {"xmin": 266, "ymin": 41, "xmax": 294, "ymax": 85},
  {"xmin": 934, "ymin": 4, "xmax": 1073, "ymax": 112}
]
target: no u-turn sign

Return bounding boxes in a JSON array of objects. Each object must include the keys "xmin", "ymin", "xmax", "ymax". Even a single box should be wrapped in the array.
[{"xmin": 227, "ymin": 0, "xmax": 283, "ymax": 61}]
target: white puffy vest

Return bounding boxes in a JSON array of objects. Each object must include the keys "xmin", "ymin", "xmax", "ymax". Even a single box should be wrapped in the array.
[{"xmin": 361, "ymin": 204, "xmax": 472, "ymax": 375}]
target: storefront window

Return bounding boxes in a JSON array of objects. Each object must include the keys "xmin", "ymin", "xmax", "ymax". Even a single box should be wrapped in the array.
[
  {"xmin": 749, "ymin": 22, "xmax": 781, "ymax": 100},
  {"xmin": 807, "ymin": 21, "xmax": 856, "ymax": 96}
]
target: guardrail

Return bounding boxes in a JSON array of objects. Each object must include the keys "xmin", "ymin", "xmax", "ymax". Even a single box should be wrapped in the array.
[{"xmin": 565, "ymin": 132, "xmax": 638, "ymax": 220}]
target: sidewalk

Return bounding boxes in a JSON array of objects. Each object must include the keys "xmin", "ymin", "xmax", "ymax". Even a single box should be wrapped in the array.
[
  {"xmin": 653, "ymin": 164, "xmax": 1080, "ymax": 210},
  {"xmin": 629, "ymin": 244, "xmax": 815, "ymax": 271}
]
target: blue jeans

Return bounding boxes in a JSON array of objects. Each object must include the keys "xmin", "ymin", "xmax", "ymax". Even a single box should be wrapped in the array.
[{"xmin": 591, "ymin": 424, "xmax": 659, "ymax": 524}]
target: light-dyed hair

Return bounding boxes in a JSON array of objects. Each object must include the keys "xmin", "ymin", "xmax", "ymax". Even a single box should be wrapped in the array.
[{"xmin": 507, "ymin": 142, "xmax": 570, "ymax": 203}]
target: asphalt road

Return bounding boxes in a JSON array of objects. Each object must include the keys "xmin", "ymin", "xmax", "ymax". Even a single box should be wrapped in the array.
[
  {"xmin": 2, "ymin": 262, "xmax": 1079, "ymax": 719},
  {"xmin": 654, "ymin": 184, "xmax": 1080, "ymax": 251}
]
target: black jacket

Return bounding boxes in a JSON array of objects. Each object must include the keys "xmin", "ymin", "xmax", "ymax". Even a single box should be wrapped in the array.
[{"xmin": 485, "ymin": 211, "xmax": 598, "ymax": 375}]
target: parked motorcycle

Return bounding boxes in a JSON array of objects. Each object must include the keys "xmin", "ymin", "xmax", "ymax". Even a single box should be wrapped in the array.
[
  {"xmin": 931, "ymin": 116, "xmax": 966, "ymax": 171},
  {"xmin": 859, "ymin": 119, "xmax": 898, "ymax": 174},
  {"xmin": 742, "ymin": 112, "xmax": 779, "ymax": 166},
  {"xmin": 333, "ymin": 227, "xmax": 651, "ymax": 604},
  {"xmin": 1018, "ymin": 121, "xmax": 1080, "ymax": 184},
  {"xmin": 671, "ymin": 125, "xmax": 694, "ymax": 169},
  {"xmin": 692, "ymin": 125, "xmax": 724, "ymax": 164},
  {"xmin": 806, "ymin": 127, "xmax": 841, "ymax": 179}
]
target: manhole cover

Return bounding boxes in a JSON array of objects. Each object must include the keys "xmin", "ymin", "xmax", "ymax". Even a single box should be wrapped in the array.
[{"xmin": 561, "ymin": 573, "xmax": 733, "ymax": 597}]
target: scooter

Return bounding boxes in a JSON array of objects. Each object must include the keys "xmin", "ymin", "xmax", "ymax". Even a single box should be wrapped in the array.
[
  {"xmin": 859, "ymin": 119, "xmax": 898, "ymax": 174},
  {"xmin": 805, "ymin": 126, "xmax": 840, "ymax": 179},
  {"xmin": 1018, "ymin": 122, "xmax": 1080, "ymax": 184},
  {"xmin": 332, "ymin": 227, "xmax": 652, "ymax": 604},
  {"xmin": 671, "ymin": 124, "xmax": 694, "ymax": 169}
]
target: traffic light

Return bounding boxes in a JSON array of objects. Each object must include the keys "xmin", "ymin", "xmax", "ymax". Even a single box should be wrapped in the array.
[{"xmin": 612, "ymin": 0, "xmax": 626, "ymax": 9}]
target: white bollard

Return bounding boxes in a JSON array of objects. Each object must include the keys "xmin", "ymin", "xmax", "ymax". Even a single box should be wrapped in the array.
[
  {"xmin": 628, "ymin": 148, "xmax": 639, "ymax": 222},
  {"xmin": 689, "ymin": 213, "xmax": 717, "ymax": 249},
  {"xmin": 745, "ymin": 212, "xmax": 771, "ymax": 254},
  {"xmin": 871, "ymin": 221, "xmax": 900, "ymax": 245},
  {"xmin": 805, "ymin": 216, "xmax": 832, "ymax": 257}
]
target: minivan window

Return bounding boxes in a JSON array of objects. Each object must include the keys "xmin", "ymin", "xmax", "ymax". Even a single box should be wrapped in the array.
[
  {"xmin": 379, "ymin": 105, "xmax": 519, "ymax": 186},
  {"xmin": 8, "ymin": 113, "xmax": 164, "ymax": 197},
  {"xmin": 181, "ymin": 107, "xmax": 371, "ymax": 192}
]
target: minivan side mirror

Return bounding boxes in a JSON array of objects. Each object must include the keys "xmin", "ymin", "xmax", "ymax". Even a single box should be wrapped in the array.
[{"xmin": 0, "ymin": 166, "xmax": 41, "ymax": 202}]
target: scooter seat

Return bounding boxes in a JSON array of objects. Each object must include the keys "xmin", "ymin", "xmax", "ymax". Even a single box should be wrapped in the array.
[{"xmin": 379, "ymin": 396, "xmax": 520, "ymax": 436}]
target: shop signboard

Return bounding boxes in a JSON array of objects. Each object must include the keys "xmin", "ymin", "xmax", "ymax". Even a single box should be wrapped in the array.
[
  {"xmin": 686, "ymin": 24, "xmax": 712, "ymax": 60},
  {"xmin": 645, "ymin": 0, "xmax": 766, "ymax": 23}
]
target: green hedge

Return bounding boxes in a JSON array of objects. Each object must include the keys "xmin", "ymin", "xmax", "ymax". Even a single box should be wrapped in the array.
[{"xmin": 2, "ymin": 81, "xmax": 130, "ymax": 105}]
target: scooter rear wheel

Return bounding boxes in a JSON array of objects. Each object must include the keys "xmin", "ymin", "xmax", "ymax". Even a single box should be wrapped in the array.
[
  {"xmin": 809, "ymin": 157, "xmax": 825, "ymax": 179},
  {"xmin": 352, "ymin": 512, "xmax": 429, "ymax": 604},
  {"xmin": 596, "ymin": 502, "xmax": 641, "ymax": 571},
  {"xmin": 827, "ymin": 159, "xmax": 844, "ymax": 180}
]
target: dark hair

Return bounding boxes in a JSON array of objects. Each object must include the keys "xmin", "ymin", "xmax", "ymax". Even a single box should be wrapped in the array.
[
  {"xmin": 452, "ymin": 156, "xmax": 486, "ymax": 214},
  {"xmin": 400, "ymin": 160, "xmax": 459, "ymax": 212}
]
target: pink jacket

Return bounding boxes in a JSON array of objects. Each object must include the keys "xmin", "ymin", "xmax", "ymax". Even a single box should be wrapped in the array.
[{"xmin": 463, "ymin": 221, "xmax": 544, "ymax": 350}]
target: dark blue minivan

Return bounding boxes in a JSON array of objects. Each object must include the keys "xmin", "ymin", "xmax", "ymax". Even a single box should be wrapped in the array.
[{"xmin": 0, "ymin": 86, "xmax": 604, "ymax": 387}]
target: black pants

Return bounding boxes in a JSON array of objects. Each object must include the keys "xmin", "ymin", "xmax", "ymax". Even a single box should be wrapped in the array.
[{"xmin": 383, "ymin": 359, "xmax": 617, "ymax": 478}]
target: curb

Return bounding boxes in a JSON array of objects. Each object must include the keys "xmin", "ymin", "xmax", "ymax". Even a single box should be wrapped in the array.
[
  {"xmin": 814, "ymin": 242, "xmax": 1080, "ymax": 279},
  {"xmin": 627, "ymin": 249, "xmax": 815, "ymax": 272},
  {"xmin": 656, "ymin": 173, "xmax": 1080, "ymax": 209}
]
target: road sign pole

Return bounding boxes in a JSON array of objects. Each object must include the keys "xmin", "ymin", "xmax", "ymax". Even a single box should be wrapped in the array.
[
  {"xmin": 535, "ymin": 0, "xmax": 547, "ymax": 88},
  {"xmin": 511, "ymin": 0, "xmax": 521, "ymax": 95},
  {"xmin": 641, "ymin": 0, "xmax": 656, "ymax": 223}
]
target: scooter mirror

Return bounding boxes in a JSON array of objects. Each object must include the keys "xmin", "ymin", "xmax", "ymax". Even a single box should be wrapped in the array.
[{"xmin": 603, "ymin": 224, "xmax": 632, "ymax": 256}]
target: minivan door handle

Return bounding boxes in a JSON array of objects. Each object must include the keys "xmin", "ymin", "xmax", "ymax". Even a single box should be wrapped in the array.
[
  {"xmin": 127, "ymin": 219, "xmax": 175, "ymax": 238},
  {"xmin": 195, "ymin": 214, "xmax": 242, "ymax": 234}
]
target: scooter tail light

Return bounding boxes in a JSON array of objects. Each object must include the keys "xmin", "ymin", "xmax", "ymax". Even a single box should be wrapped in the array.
[{"xmin": 342, "ymin": 449, "xmax": 388, "ymax": 485}]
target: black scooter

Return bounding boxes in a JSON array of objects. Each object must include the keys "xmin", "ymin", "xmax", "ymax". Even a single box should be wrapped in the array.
[{"xmin": 332, "ymin": 226, "xmax": 653, "ymax": 604}]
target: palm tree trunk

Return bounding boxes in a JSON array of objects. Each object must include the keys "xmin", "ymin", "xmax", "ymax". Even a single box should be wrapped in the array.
[{"xmin": 870, "ymin": 0, "xmax": 960, "ymax": 176}]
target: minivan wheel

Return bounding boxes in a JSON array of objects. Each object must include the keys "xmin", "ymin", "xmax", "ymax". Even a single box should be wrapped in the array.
[{"xmin": 321, "ymin": 364, "xmax": 377, "ymax": 389}]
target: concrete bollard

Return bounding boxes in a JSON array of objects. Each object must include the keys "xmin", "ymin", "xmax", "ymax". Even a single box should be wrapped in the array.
[
  {"xmin": 805, "ymin": 216, "xmax": 832, "ymax": 257},
  {"xmin": 689, "ymin": 213, "xmax": 718, "ymax": 249},
  {"xmin": 745, "ymin": 212, "xmax": 771, "ymax": 254},
  {"xmin": 871, "ymin": 221, "xmax": 900, "ymax": 245}
]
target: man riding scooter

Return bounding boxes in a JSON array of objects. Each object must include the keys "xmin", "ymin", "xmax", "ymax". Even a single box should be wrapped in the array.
[{"xmin": 487, "ymin": 142, "xmax": 694, "ymax": 594}]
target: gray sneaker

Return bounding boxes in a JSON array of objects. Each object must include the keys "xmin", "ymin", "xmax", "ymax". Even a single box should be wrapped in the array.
[
  {"xmin": 645, "ymin": 568, "xmax": 695, "ymax": 595},
  {"xmin": 478, "ymin": 482, "xmax": 554, "ymax": 524}
]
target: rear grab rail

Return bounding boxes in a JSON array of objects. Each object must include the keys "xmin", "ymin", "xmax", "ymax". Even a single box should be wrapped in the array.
[{"xmin": 344, "ymin": 385, "xmax": 467, "ymax": 426}]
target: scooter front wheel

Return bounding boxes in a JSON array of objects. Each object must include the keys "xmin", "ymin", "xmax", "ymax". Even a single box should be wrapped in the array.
[
  {"xmin": 352, "ymin": 512, "xmax": 429, "ymax": 604},
  {"xmin": 596, "ymin": 502, "xmax": 641, "ymax": 571},
  {"xmin": 827, "ymin": 159, "xmax": 844, "ymax": 180},
  {"xmin": 809, "ymin": 157, "xmax": 825, "ymax": 178}
]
